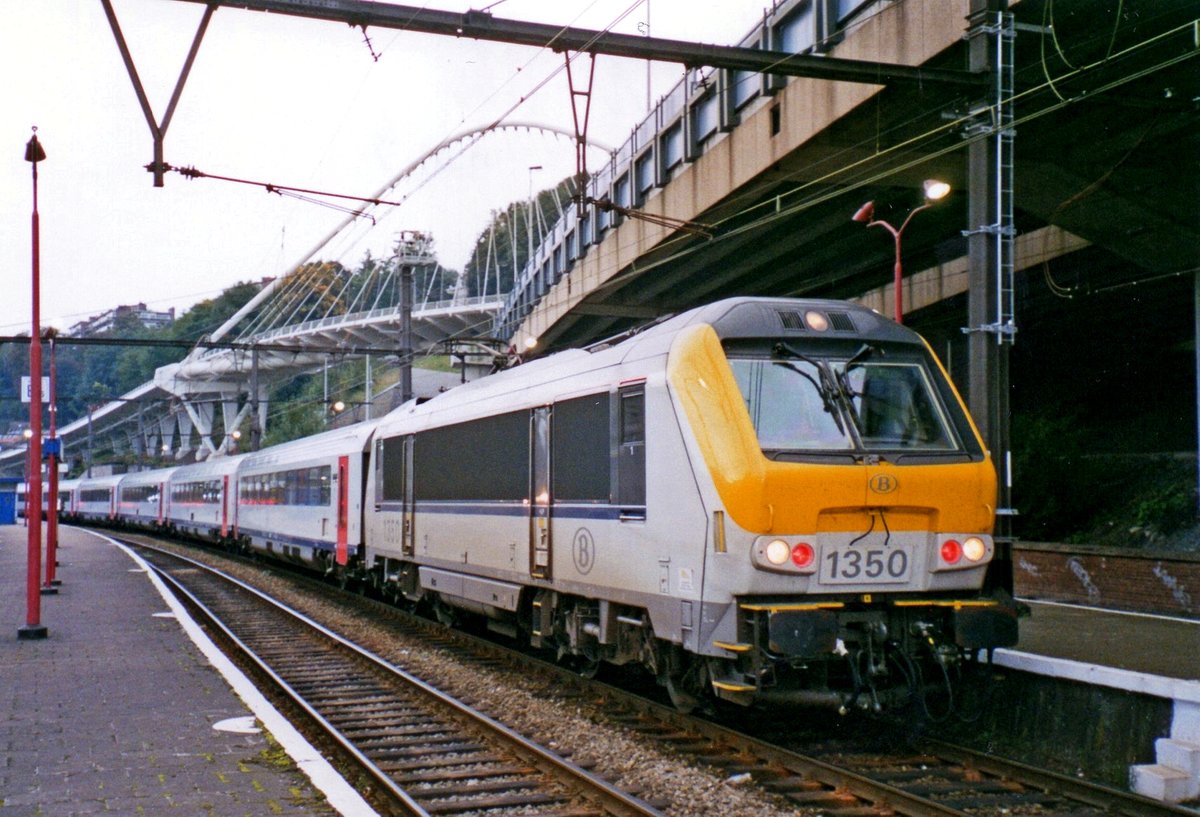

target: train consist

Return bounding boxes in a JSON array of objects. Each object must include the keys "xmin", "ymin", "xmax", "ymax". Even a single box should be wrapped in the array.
[{"xmin": 60, "ymin": 297, "xmax": 1016, "ymax": 713}]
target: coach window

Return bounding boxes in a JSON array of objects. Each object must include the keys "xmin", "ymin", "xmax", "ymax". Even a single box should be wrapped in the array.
[
  {"xmin": 414, "ymin": 412, "xmax": 529, "ymax": 502},
  {"xmin": 552, "ymin": 394, "xmax": 611, "ymax": 502},
  {"xmin": 616, "ymin": 385, "xmax": 646, "ymax": 513}
]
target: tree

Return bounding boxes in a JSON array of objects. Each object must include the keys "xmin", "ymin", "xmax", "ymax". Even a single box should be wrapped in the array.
[{"xmin": 462, "ymin": 177, "xmax": 575, "ymax": 299}]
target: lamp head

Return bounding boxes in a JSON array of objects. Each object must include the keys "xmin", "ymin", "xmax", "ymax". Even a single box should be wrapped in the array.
[
  {"xmin": 851, "ymin": 201, "xmax": 875, "ymax": 223},
  {"xmin": 24, "ymin": 130, "xmax": 46, "ymax": 164},
  {"xmin": 923, "ymin": 179, "xmax": 951, "ymax": 201}
]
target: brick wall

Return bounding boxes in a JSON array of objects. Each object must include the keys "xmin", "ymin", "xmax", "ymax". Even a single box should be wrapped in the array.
[{"xmin": 1014, "ymin": 543, "xmax": 1199, "ymax": 619}]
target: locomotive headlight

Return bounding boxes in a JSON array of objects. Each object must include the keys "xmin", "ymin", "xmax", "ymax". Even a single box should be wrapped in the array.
[
  {"xmin": 934, "ymin": 535, "xmax": 991, "ymax": 571},
  {"xmin": 765, "ymin": 539, "xmax": 791, "ymax": 565},
  {"xmin": 963, "ymin": 536, "xmax": 987, "ymax": 561},
  {"xmin": 804, "ymin": 310, "xmax": 830, "ymax": 332},
  {"xmin": 753, "ymin": 536, "xmax": 818, "ymax": 573}
]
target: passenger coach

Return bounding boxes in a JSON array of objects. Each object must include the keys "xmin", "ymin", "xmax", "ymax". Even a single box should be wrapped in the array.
[
  {"xmin": 235, "ymin": 422, "xmax": 377, "ymax": 570},
  {"xmin": 117, "ymin": 467, "xmax": 176, "ymax": 528},
  {"xmin": 167, "ymin": 455, "xmax": 243, "ymax": 540},
  {"xmin": 75, "ymin": 474, "xmax": 123, "ymax": 522}
]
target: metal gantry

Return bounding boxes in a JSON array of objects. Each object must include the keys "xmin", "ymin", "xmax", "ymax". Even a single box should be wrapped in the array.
[{"xmin": 964, "ymin": 2, "xmax": 1017, "ymax": 547}]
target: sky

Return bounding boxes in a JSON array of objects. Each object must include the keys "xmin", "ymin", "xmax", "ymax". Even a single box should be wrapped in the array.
[{"xmin": 0, "ymin": 0, "xmax": 763, "ymax": 337}]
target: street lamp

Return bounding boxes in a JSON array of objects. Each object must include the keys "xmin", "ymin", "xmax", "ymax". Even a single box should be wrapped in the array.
[
  {"xmin": 852, "ymin": 179, "xmax": 951, "ymax": 324},
  {"xmin": 21, "ymin": 128, "xmax": 47, "ymax": 640}
]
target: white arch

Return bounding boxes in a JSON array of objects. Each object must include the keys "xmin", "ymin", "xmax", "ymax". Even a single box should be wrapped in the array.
[{"xmin": 203, "ymin": 122, "xmax": 614, "ymax": 347}]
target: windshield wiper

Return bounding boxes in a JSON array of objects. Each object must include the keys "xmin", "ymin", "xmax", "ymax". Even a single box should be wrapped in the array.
[
  {"xmin": 836, "ymin": 343, "xmax": 881, "ymax": 400},
  {"xmin": 772, "ymin": 343, "xmax": 846, "ymax": 434}
]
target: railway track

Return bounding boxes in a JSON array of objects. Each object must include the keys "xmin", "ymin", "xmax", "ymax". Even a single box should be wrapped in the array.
[
  {"xmin": 605, "ymin": 700, "xmax": 1197, "ymax": 817},
  {"xmin": 133, "ymin": 541, "xmax": 664, "ymax": 817},
  {"xmin": 125, "ymin": 533, "xmax": 1196, "ymax": 817}
]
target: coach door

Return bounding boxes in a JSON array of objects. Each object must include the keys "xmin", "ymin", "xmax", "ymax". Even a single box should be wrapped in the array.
[
  {"xmin": 221, "ymin": 476, "xmax": 230, "ymax": 538},
  {"xmin": 529, "ymin": 407, "xmax": 552, "ymax": 580},
  {"xmin": 400, "ymin": 437, "xmax": 415, "ymax": 557},
  {"xmin": 336, "ymin": 455, "xmax": 350, "ymax": 566}
]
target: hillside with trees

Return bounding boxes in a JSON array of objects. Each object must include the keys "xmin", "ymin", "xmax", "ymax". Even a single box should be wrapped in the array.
[
  {"xmin": 0, "ymin": 281, "xmax": 264, "ymax": 433},
  {"xmin": 0, "ymin": 177, "xmax": 570, "ymax": 460}
]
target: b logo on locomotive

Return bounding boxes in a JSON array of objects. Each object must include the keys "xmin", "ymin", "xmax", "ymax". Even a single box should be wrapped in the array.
[
  {"xmin": 868, "ymin": 474, "xmax": 898, "ymax": 494},
  {"xmin": 572, "ymin": 528, "xmax": 596, "ymax": 575}
]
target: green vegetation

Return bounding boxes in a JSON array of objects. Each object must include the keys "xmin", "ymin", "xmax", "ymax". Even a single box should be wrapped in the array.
[
  {"xmin": 0, "ymin": 281, "xmax": 263, "ymax": 430},
  {"xmin": 1012, "ymin": 410, "xmax": 1199, "ymax": 550}
]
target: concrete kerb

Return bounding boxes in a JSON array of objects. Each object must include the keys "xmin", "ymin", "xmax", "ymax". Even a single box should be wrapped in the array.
[{"xmin": 84, "ymin": 528, "xmax": 382, "ymax": 817}]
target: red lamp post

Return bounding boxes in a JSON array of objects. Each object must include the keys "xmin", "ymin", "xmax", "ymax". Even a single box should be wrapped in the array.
[
  {"xmin": 20, "ymin": 129, "xmax": 48, "ymax": 640},
  {"xmin": 852, "ymin": 179, "xmax": 951, "ymax": 324},
  {"xmin": 44, "ymin": 330, "xmax": 60, "ymax": 591}
]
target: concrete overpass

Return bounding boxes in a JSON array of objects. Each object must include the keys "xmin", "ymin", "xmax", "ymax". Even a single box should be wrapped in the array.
[{"xmin": 498, "ymin": 0, "xmax": 1198, "ymax": 350}]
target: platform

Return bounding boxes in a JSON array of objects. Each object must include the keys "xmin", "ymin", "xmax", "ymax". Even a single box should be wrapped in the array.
[
  {"xmin": 999, "ymin": 599, "xmax": 1200, "ymax": 804},
  {"xmin": 0, "ymin": 524, "xmax": 378, "ymax": 817}
]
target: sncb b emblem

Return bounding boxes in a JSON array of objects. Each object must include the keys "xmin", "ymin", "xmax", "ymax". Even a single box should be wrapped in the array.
[{"xmin": 869, "ymin": 474, "xmax": 898, "ymax": 494}]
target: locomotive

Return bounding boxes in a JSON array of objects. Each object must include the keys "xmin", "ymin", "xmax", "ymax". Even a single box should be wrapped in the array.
[{"xmin": 63, "ymin": 297, "xmax": 1016, "ymax": 712}]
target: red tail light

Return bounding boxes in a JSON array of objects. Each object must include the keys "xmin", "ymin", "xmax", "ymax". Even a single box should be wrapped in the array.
[
  {"xmin": 941, "ymin": 539, "xmax": 962, "ymax": 564},
  {"xmin": 791, "ymin": 542, "xmax": 814, "ymax": 568}
]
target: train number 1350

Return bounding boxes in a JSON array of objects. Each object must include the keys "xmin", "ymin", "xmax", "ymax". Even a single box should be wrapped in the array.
[{"xmin": 819, "ymin": 545, "xmax": 911, "ymax": 584}]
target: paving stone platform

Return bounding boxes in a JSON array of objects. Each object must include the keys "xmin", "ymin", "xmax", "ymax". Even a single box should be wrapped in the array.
[{"xmin": 0, "ymin": 523, "xmax": 370, "ymax": 816}]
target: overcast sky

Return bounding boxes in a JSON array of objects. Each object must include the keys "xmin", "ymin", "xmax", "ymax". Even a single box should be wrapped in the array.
[{"xmin": 0, "ymin": 0, "xmax": 761, "ymax": 337}]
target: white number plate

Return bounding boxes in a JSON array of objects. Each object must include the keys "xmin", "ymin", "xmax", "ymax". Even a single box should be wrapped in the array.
[{"xmin": 819, "ymin": 544, "xmax": 912, "ymax": 584}]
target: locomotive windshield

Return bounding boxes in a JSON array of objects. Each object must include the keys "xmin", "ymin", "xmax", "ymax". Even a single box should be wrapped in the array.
[{"xmin": 729, "ymin": 345, "xmax": 961, "ymax": 457}]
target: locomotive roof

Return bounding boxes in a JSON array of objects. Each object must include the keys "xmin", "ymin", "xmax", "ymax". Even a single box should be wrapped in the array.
[
  {"xmin": 375, "ymin": 296, "xmax": 916, "ymax": 437},
  {"xmin": 625, "ymin": 297, "xmax": 917, "ymax": 346}
]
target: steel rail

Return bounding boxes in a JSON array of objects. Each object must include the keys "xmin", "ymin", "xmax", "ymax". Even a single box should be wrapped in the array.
[
  {"xmin": 146, "ymin": 555, "xmax": 432, "ymax": 816},
  {"xmin": 591, "ymin": 689, "xmax": 975, "ymax": 817},
  {"xmin": 166, "ymin": 535, "xmax": 971, "ymax": 817},
  {"xmin": 921, "ymin": 738, "xmax": 1198, "ymax": 817},
  {"xmin": 139, "ymin": 542, "xmax": 664, "ymax": 817}
]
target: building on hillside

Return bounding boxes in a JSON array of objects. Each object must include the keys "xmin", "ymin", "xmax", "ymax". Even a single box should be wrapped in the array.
[{"xmin": 69, "ymin": 303, "xmax": 175, "ymax": 337}]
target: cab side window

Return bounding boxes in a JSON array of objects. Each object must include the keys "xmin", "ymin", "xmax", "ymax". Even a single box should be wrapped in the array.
[{"xmin": 616, "ymin": 385, "xmax": 646, "ymax": 511}]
